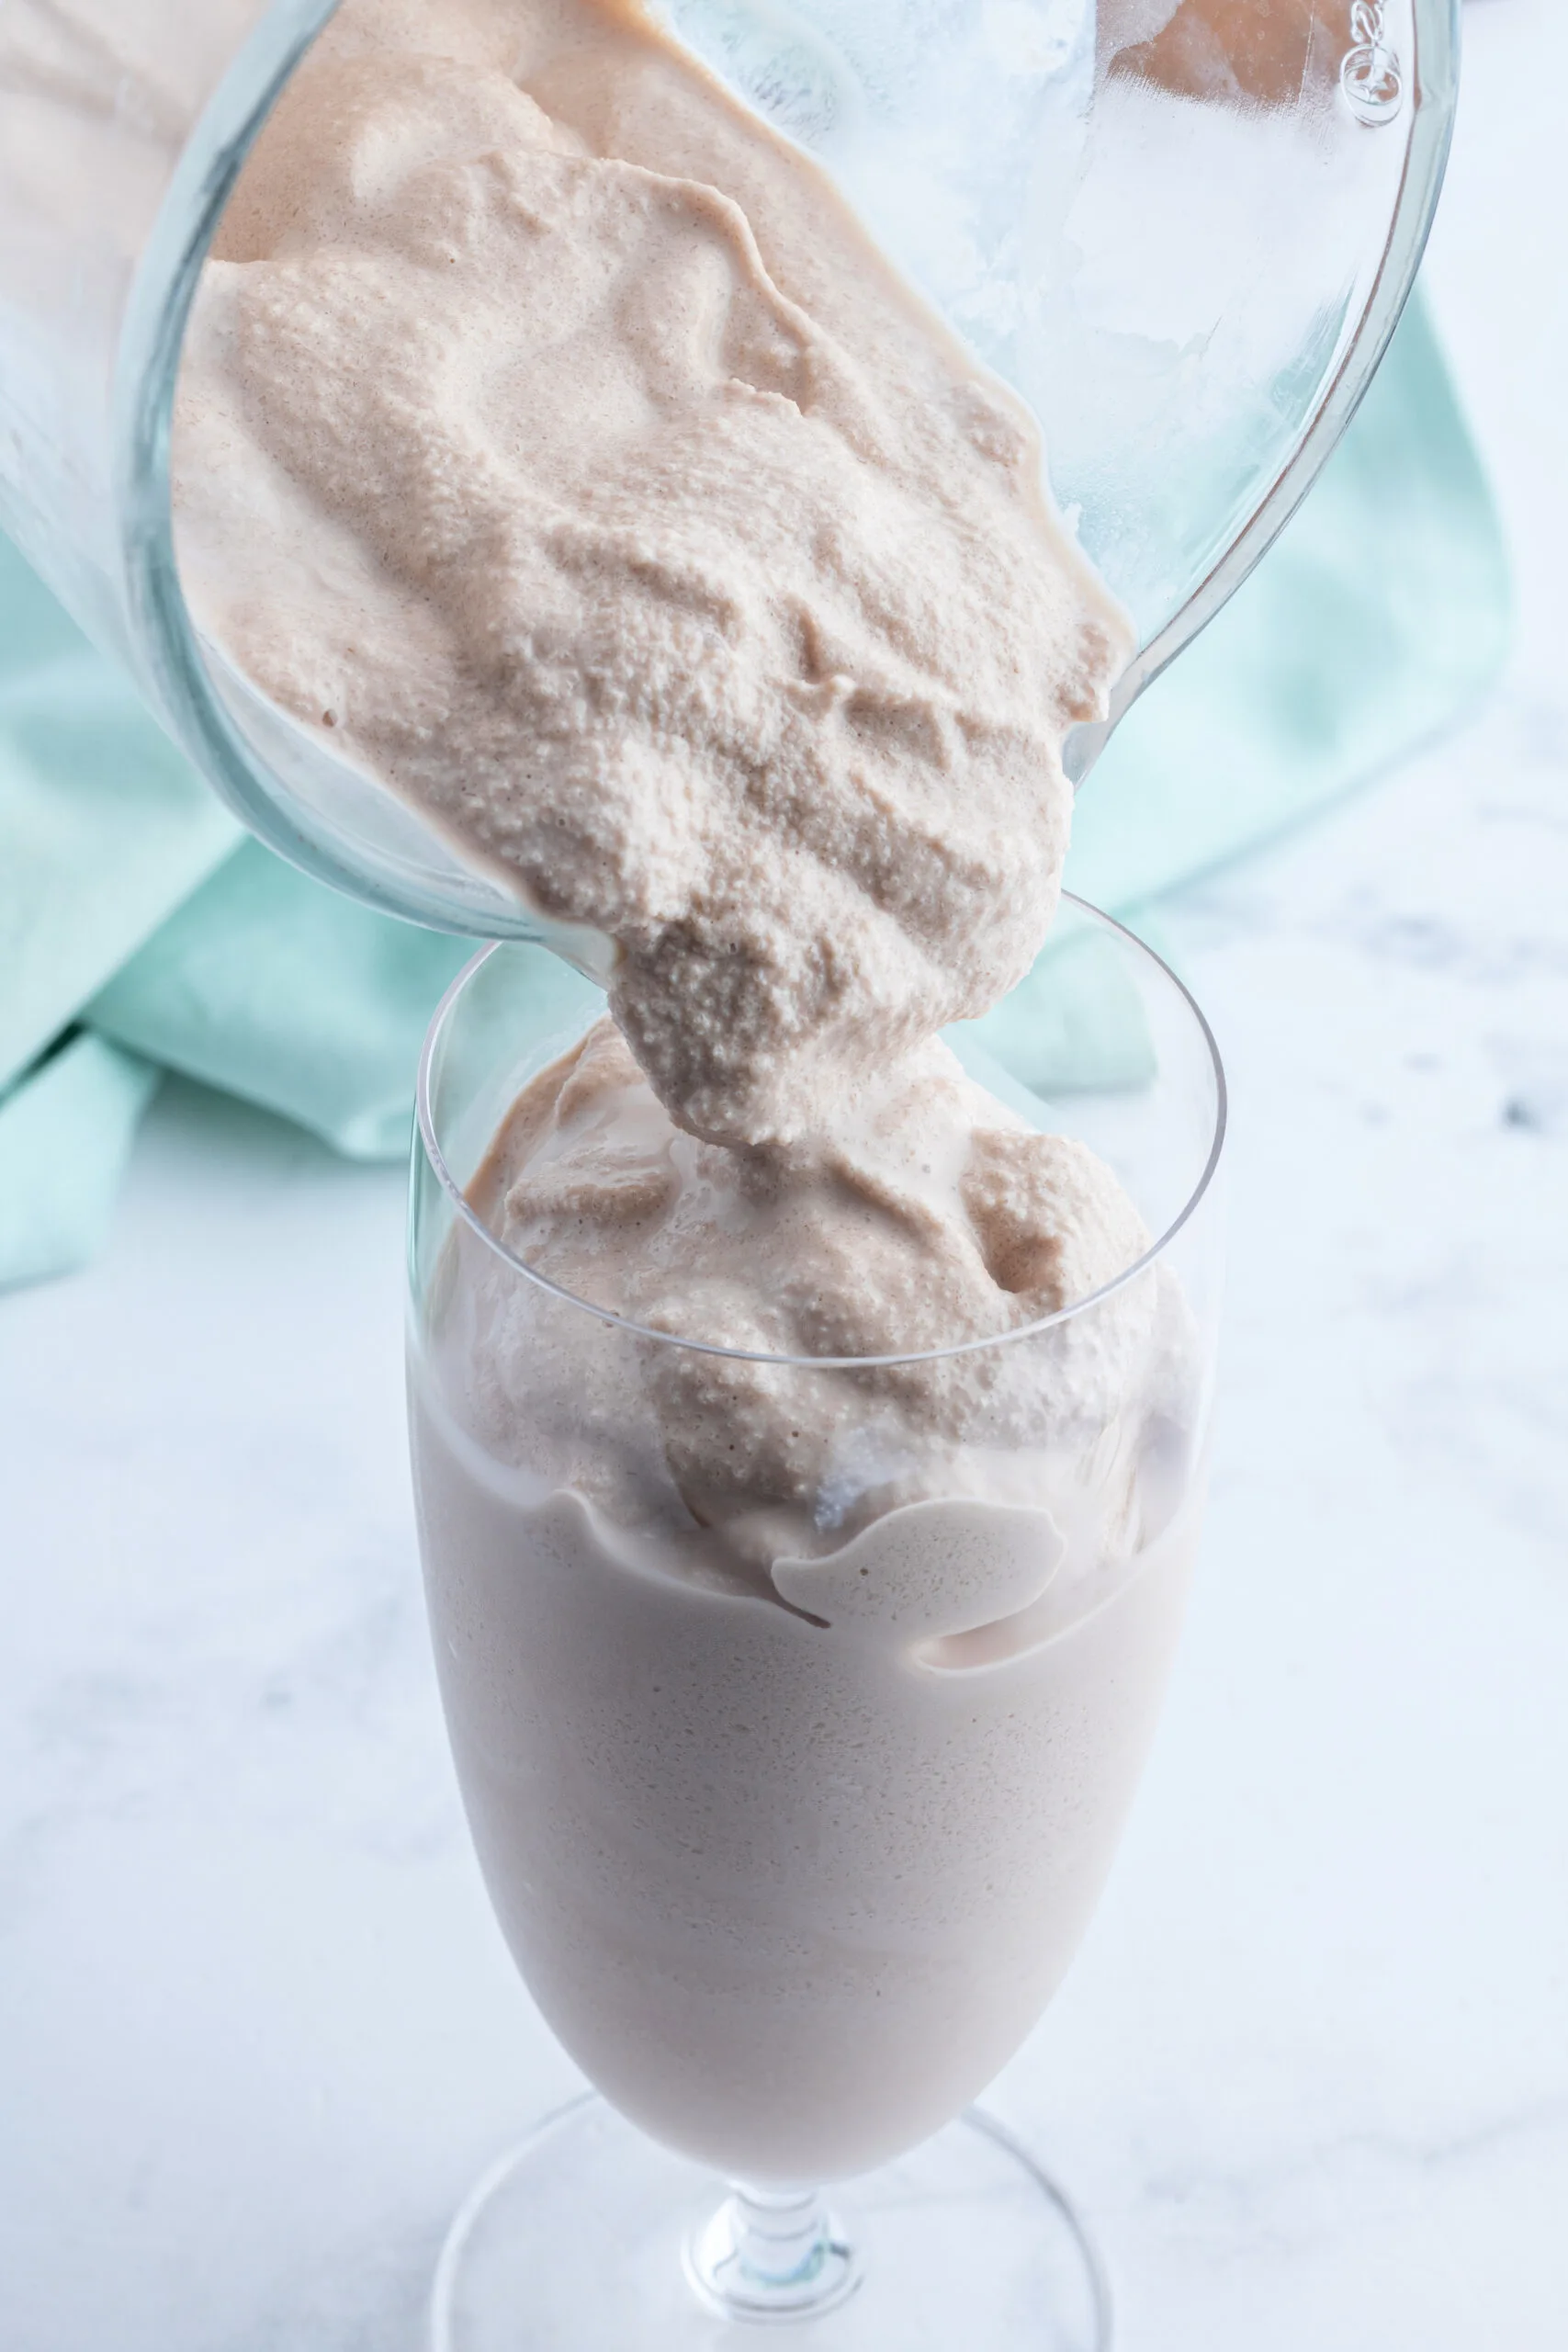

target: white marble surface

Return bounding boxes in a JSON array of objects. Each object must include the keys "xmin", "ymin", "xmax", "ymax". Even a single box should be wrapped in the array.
[{"xmin": 5, "ymin": 6, "xmax": 1567, "ymax": 2346}]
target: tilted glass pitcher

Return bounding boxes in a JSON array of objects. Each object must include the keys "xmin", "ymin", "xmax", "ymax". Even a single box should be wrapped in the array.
[{"xmin": 0, "ymin": 0, "xmax": 1456, "ymax": 948}]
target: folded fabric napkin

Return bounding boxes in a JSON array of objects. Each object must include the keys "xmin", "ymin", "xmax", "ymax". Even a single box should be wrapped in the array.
[
  {"xmin": 0, "ymin": 1032, "xmax": 161, "ymax": 1289},
  {"xmin": 0, "ymin": 292, "xmax": 1508, "ymax": 1290},
  {"xmin": 86, "ymin": 846, "xmax": 475, "ymax": 1164}
]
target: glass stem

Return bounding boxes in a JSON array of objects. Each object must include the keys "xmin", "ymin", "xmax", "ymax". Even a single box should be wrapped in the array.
[{"xmin": 684, "ymin": 2179, "xmax": 861, "ymax": 2322}]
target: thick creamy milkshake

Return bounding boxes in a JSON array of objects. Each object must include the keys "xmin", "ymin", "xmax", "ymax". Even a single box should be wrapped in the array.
[
  {"xmin": 173, "ymin": 0, "xmax": 1130, "ymax": 1148},
  {"xmin": 411, "ymin": 1014, "xmax": 1204, "ymax": 2183},
  {"xmin": 177, "ymin": 0, "xmax": 1212, "ymax": 2188},
  {"xmin": 413, "ymin": 1396, "xmax": 1200, "ymax": 2185}
]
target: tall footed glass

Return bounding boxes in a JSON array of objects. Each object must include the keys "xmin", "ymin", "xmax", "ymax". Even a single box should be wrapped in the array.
[{"xmin": 408, "ymin": 899, "xmax": 1225, "ymax": 2348}]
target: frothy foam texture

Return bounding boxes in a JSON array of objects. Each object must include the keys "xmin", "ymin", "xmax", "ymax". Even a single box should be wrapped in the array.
[
  {"xmin": 460, "ymin": 1014, "xmax": 1189, "ymax": 1570},
  {"xmin": 179, "ymin": 0, "xmax": 1205, "ymax": 2182}
]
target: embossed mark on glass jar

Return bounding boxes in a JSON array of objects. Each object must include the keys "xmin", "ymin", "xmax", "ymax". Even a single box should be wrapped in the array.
[{"xmin": 1341, "ymin": 0, "xmax": 1404, "ymax": 125}]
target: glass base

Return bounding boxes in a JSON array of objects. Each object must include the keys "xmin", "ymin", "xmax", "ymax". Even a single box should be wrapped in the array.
[{"xmin": 431, "ymin": 2094, "xmax": 1111, "ymax": 2349}]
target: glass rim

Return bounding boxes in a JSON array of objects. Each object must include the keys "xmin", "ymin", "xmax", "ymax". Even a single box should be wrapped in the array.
[{"xmin": 413, "ymin": 893, "xmax": 1228, "ymax": 1373}]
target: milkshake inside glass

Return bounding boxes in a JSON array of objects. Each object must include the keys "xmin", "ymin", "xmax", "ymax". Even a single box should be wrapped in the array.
[
  {"xmin": 407, "ymin": 907, "xmax": 1224, "ymax": 2341},
  {"xmin": 167, "ymin": 0, "xmax": 1227, "ymax": 2330}
]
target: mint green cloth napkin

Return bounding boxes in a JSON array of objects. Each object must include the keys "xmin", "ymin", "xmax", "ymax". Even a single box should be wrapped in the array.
[
  {"xmin": 87, "ymin": 844, "xmax": 472, "ymax": 1162},
  {"xmin": 0, "ymin": 1032, "xmax": 161, "ymax": 1288},
  {"xmin": 0, "ymin": 291, "xmax": 1509, "ymax": 1290},
  {"xmin": 0, "ymin": 531, "xmax": 239, "ymax": 1096}
]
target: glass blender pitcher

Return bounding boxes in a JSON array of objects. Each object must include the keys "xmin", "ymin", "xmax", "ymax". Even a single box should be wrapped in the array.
[{"xmin": 0, "ymin": 0, "xmax": 1456, "ymax": 950}]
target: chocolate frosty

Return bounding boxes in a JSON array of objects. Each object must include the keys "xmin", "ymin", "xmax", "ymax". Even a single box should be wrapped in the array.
[
  {"xmin": 177, "ymin": 0, "xmax": 1203, "ymax": 2183},
  {"xmin": 174, "ymin": 0, "xmax": 1129, "ymax": 1147}
]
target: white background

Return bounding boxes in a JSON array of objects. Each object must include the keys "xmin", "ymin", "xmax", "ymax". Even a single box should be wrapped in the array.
[{"xmin": 4, "ymin": 4, "xmax": 1565, "ymax": 2344}]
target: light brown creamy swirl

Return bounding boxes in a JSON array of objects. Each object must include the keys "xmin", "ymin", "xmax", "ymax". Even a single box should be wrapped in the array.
[{"xmin": 174, "ymin": 0, "xmax": 1131, "ymax": 1150}]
